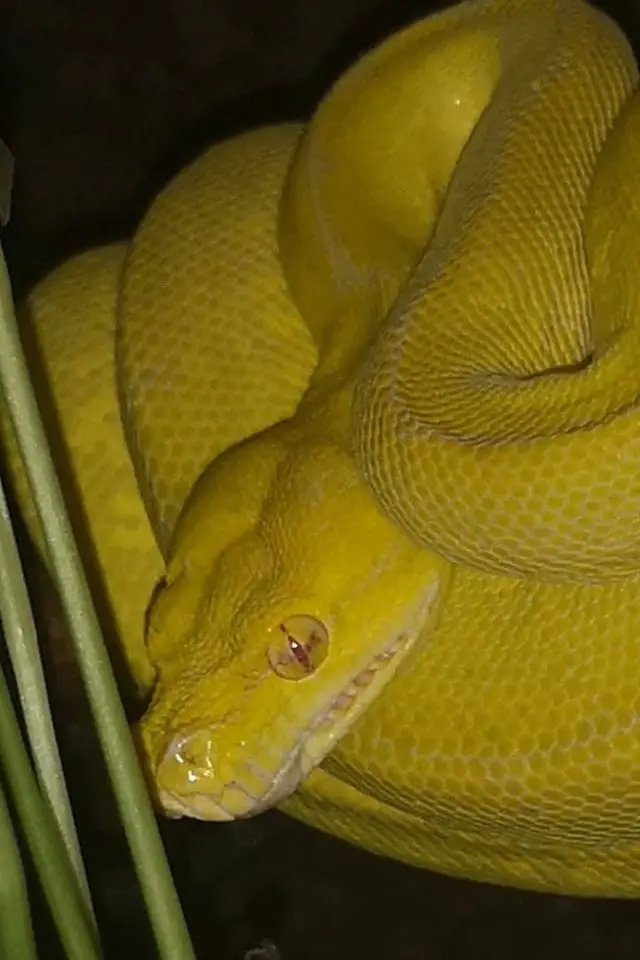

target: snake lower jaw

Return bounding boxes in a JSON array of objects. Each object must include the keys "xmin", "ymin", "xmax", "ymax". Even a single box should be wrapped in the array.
[
  {"xmin": 154, "ymin": 764, "xmax": 302, "ymax": 822},
  {"xmin": 157, "ymin": 791, "xmax": 236, "ymax": 821},
  {"xmin": 156, "ymin": 785, "xmax": 288, "ymax": 821}
]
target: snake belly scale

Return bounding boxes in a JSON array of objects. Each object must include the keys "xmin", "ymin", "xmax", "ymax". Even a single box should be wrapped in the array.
[{"xmin": 6, "ymin": 0, "xmax": 640, "ymax": 896}]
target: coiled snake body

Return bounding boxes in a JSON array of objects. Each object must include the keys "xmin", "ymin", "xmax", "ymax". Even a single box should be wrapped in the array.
[{"xmin": 7, "ymin": 0, "xmax": 640, "ymax": 895}]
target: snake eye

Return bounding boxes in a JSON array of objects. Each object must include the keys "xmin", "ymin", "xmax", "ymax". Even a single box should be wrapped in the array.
[{"xmin": 267, "ymin": 615, "xmax": 329, "ymax": 680}]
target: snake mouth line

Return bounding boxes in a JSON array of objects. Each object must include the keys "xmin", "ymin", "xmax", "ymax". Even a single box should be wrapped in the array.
[
  {"xmin": 158, "ymin": 778, "xmax": 262, "ymax": 821},
  {"xmin": 251, "ymin": 631, "xmax": 416, "ymax": 814},
  {"xmin": 320, "ymin": 632, "xmax": 411, "ymax": 723}
]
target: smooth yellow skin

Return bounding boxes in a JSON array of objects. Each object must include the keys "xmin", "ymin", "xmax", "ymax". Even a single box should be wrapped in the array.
[{"xmin": 7, "ymin": 0, "xmax": 640, "ymax": 896}]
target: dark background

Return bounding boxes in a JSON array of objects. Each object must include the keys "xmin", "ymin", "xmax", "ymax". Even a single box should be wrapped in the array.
[{"xmin": 3, "ymin": 1, "xmax": 640, "ymax": 957}]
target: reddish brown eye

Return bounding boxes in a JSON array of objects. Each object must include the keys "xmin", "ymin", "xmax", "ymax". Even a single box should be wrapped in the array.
[{"xmin": 267, "ymin": 615, "xmax": 330, "ymax": 680}]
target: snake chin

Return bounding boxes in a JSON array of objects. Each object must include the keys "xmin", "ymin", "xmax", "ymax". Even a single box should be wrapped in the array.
[{"xmin": 157, "ymin": 790, "xmax": 235, "ymax": 822}]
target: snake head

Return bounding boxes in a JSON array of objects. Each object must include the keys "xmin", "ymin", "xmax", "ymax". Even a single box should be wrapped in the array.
[{"xmin": 136, "ymin": 427, "xmax": 447, "ymax": 821}]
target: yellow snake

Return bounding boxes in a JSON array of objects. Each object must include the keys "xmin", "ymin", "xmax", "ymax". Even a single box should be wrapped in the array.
[{"xmin": 6, "ymin": 0, "xmax": 640, "ymax": 897}]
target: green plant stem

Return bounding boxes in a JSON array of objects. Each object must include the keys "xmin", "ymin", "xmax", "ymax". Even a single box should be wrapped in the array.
[
  {"xmin": 0, "ymin": 777, "xmax": 38, "ymax": 960},
  {"xmin": 0, "ymin": 474, "xmax": 91, "ymax": 909},
  {"xmin": 0, "ymin": 660, "xmax": 101, "ymax": 959},
  {"xmin": 0, "ymin": 245, "xmax": 195, "ymax": 959}
]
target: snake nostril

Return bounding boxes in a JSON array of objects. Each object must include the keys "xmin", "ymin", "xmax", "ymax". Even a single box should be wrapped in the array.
[
  {"xmin": 159, "ymin": 728, "xmax": 218, "ymax": 791},
  {"xmin": 154, "ymin": 731, "xmax": 262, "ymax": 820}
]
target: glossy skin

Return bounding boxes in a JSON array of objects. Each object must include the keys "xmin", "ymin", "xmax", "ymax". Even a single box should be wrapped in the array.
[{"xmin": 8, "ymin": 0, "xmax": 640, "ymax": 896}]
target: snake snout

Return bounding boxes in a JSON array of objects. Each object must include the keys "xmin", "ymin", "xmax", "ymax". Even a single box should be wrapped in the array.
[{"xmin": 154, "ymin": 727, "xmax": 267, "ymax": 821}]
